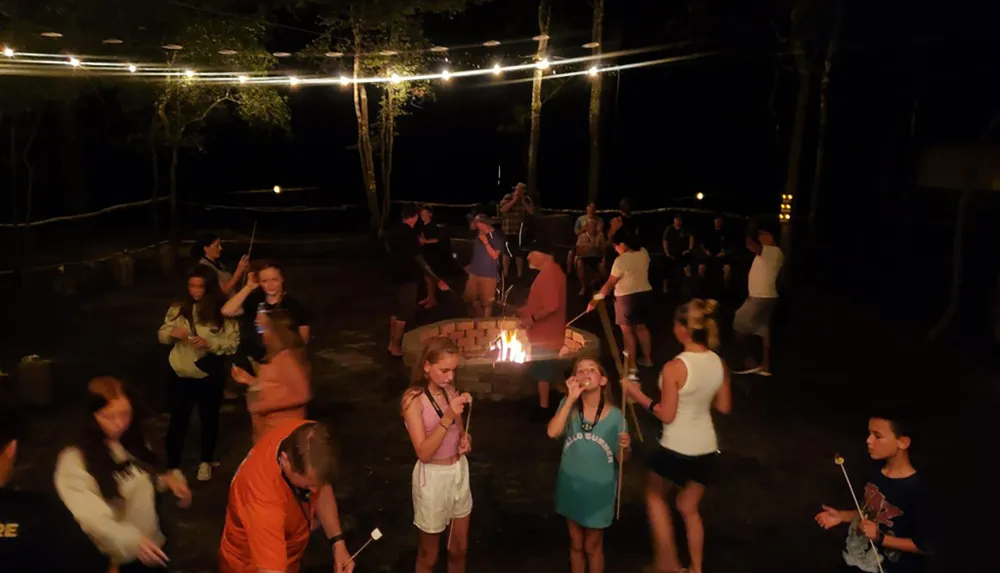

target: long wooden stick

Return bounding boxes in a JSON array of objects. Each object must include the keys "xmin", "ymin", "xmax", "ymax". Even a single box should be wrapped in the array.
[
  {"xmin": 565, "ymin": 308, "xmax": 592, "ymax": 328},
  {"xmin": 596, "ymin": 299, "xmax": 643, "ymax": 442},
  {"xmin": 835, "ymin": 456, "xmax": 885, "ymax": 573},
  {"xmin": 616, "ymin": 360, "xmax": 627, "ymax": 520},
  {"xmin": 247, "ymin": 220, "xmax": 258, "ymax": 257}
]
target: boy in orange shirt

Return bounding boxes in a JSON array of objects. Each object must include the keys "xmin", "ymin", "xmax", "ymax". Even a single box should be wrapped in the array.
[{"xmin": 219, "ymin": 420, "xmax": 353, "ymax": 573}]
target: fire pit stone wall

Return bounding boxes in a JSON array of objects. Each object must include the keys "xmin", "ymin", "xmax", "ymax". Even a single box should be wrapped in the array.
[{"xmin": 402, "ymin": 318, "xmax": 601, "ymax": 400}]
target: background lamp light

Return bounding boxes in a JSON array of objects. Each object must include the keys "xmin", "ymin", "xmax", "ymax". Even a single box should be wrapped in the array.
[
  {"xmin": 696, "ymin": 192, "xmax": 705, "ymax": 200},
  {"xmin": 273, "ymin": 185, "xmax": 282, "ymax": 194}
]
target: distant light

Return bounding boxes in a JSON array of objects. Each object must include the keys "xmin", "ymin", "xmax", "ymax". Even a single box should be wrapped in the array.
[
  {"xmin": 430, "ymin": 46, "xmax": 449, "ymax": 53},
  {"xmin": 218, "ymin": 49, "xmax": 237, "ymax": 55},
  {"xmin": 273, "ymin": 185, "xmax": 282, "ymax": 194},
  {"xmin": 163, "ymin": 44, "xmax": 183, "ymax": 51},
  {"xmin": 588, "ymin": 66, "xmax": 599, "ymax": 76},
  {"xmin": 696, "ymin": 192, "xmax": 705, "ymax": 200},
  {"xmin": 68, "ymin": 57, "xmax": 81, "ymax": 67},
  {"xmin": 492, "ymin": 63, "xmax": 502, "ymax": 75},
  {"xmin": 184, "ymin": 69, "xmax": 195, "ymax": 78},
  {"xmin": 441, "ymin": 69, "xmax": 450, "ymax": 81},
  {"xmin": 273, "ymin": 52, "xmax": 291, "ymax": 58},
  {"xmin": 40, "ymin": 32, "xmax": 64, "ymax": 38},
  {"xmin": 325, "ymin": 52, "xmax": 343, "ymax": 58},
  {"xmin": 380, "ymin": 50, "xmax": 398, "ymax": 56},
  {"xmin": 3, "ymin": 47, "xmax": 14, "ymax": 58},
  {"xmin": 483, "ymin": 40, "xmax": 501, "ymax": 47},
  {"xmin": 237, "ymin": 75, "xmax": 249, "ymax": 84},
  {"xmin": 582, "ymin": 41, "xmax": 600, "ymax": 49},
  {"xmin": 536, "ymin": 58, "xmax": 550, "ymax": 70},
  {"xmin": 390, "ymin": 73, "xmax": 401, "ymax": 84},
  {"xmin": 128, "ymin": 64, "xmax": 137, "ymax": 73},
  {"xmin": 103, "ymin": 38, "xmax": 123, "ymax": 45},
  {"xmin": 532, "ymin": 34, "xmax": 550, "ymax": 41},
  {"xmin": 289, "ymin": 76, "xmax": 299, "ymax": 86},
  {"xmin": 339, "ymin": 75, "xmax": 350, "ymax": 85}
]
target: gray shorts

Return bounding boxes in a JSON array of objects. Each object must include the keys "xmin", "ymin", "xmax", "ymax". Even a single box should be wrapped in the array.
[{"xmin": 733, "ymin": 297, "xmax": 777, "ymax": 337}]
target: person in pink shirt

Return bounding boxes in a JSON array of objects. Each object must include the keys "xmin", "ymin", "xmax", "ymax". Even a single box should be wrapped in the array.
[
  {"xmin": 518, "ymin": 241, "xmax": 568, "ymax": 422},
  {"xmin": 231, "ymin": 309, "xmax": 312, "ymax": 442}
]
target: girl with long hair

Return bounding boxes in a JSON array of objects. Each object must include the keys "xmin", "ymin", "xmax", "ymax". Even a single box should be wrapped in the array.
[
  {"xmin": 231, "ymin": 308, "xmax": 312, "ymax": 442},
  {"xmin": 622, "ymin": 299, "xmax": 732, "ymax": 573},
  {"xmin": 192, "ymin": 233, "xmax": 250, "ymax": 296},
  {"xmin": 54, "ymin": 377, "xmax": 191, "ymax": 571},
  {"xmin": 547, "ymin": 357, "xmax": 631, "ymax": 573},
  {"xmin": 588, "ymin": 230, "xmax": 654, "ymax": 372},
  {"xmin": 157, "ymin": 265, "xmax": 239, "ymax": 481},
  {"xmin": 401, "ymin": 337, "xmax": 473, "ymax": 573}
]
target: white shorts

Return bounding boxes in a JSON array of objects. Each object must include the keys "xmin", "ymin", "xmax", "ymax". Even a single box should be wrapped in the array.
[{"xmin": 412, "ymin": 456, "xmax": 473, "ymax": 534}]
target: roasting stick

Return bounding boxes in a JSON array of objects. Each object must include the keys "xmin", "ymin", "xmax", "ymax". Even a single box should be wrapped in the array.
[
  {"xmin": 448, "ymin": 398, "xmax": 473, "ymax": 551},
  {"xmin": 595, "ymin": 299, "xmax": 643, "ymax": 442},
  {"xmin": 615, "ymin": 350, "xmax": 630, "ymax": 520},
  {"xmin": 834, "ymin": 454, "xmax": 885, "ymax": 573},
  {"xmin": 247, "ymin": 220, "xmax": 258, "ymax": 257}
]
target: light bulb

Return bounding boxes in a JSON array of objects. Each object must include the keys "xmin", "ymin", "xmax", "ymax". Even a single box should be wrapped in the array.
[
  {"xmin": 441, "ymin": 69, "xmax": 450, "ymax": 81},
  {"xmin": 390, "ymin": 73, "xmax": 401, "ymax": 84},
  {"xmin": 3, "ymin": 47, "xmax": 14, "ymax": 57},
  {"xmin": 128, "ymin": 64, "xmax": 137, "ymax": 73},
  {"xmin": 536, "ymin": 58, "xmax": 549, "ymax": 70},
  {"xmin": 69, "ymin": 57, "xmax": 81, "ymax": 67},
  {"xmin": 492, "ymin": 63, "xmax": 502, "ymax": 75},
  {"xmin": 273, "ymin": 185, "xmax": 282, "ymax": 194},
  {"xmin": 588, "ymin": 66, "xmax": 598, "ymax": 76},
  {"xmin": 340, "ymin": 76, "xmax": 349, "ymax": 85},
  {"xmin": 289, "ymin": 76, "xmax": 299, "ymax": 86},
  {"xmin": 238, "ymin": 75, "xmax": 249, "ymax": 84},
  {"xmin": 184, "ymin": 69, "xmax": 195, "ymax": 78},
  {"xmin": 696, "ymin": 192, "xmax": 704, "ymax": 200}
]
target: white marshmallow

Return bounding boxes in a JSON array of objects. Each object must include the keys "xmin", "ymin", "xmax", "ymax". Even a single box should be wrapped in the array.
[{"xmin": 371, "ymin": 528, "xmax": 383, "ymax": 540}]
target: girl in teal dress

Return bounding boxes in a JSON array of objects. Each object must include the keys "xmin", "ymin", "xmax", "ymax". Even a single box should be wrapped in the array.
[{"xmin": 547, "ymin": 356, "xmax": 631, "ymax": 573}]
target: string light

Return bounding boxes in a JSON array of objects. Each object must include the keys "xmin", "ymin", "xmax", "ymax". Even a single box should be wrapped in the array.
[
  {"xmin": 696, "ymin": 192, "xmax": 705, "ymax": 200},
  {"xmin": 128, "ymin": 64, "xmax": 137, "ymax": 73},
  {"xmin": 184, "ymin": 69, "xmax": 196, "ymax": 78},
  {"xmin": 273, "ymin": 185, "xmax": 282, "ymax": 194},
  {"xmin": 339, "ymin": 75, "xmax": 350, "ymax": 85},
  {"xmin": 441, "ymin": 69, "xmax": 451, "ymax": 81},
  {"xmin": 588, "ymin": 66, "xmax": 598, "ymax": 76},
  {"xmin": 536, "ymin": 58, "xmax": 550, "ymax": 70},
  {"xmin": 288, "ymin": 76, "xmax": 299, "ymax": 86},
  {"xmin": 68, "ymin": 57, "xmax": 81, "ymax": 67},
  {"xmin": 390, "ymin": 73, "xmax": 401, "ymax": 84},
  {"xmin": 3, "ymin": 47, "xmax": 13, "ymax": 58},
  {"xmin": 492, "ymin": 63, "xmax": 502, "ymax": 75},
  {"xmin": 238, "ymin": 74, "xmax": 249, "ymax": 83}
]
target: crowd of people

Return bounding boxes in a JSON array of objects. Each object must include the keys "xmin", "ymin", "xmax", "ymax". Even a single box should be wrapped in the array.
[{"xmin": 0, "ymin": 187, "xmax": 933, "ymax": 573}]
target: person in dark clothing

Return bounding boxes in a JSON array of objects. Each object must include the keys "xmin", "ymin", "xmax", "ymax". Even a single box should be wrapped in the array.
[
  {"xmin": 662, "ymin": 214, "xmax": 695, "ymax": 294},
  {"xmin": 387, "ymin": 204, "xmax": 450, "ymax": 357},
  {"xmin": 418, "ymin": 205, "xmax": 452, "ymax": 309},
  {"xmin": 816, "ymin": 413, "xmax": 934, "ymax": 573},
  {"xmin": 701, "ymin": 216, "xmax": 732, "ymax": 288},
  {"xmin": 0, "ymin": 406, "xmax": 110, "ymax": 573}
]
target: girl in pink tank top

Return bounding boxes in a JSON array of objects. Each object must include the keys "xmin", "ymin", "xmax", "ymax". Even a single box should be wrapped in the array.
[{"xmin": 401, "ymin": 337, "xmax": 474, "ymax": 573}]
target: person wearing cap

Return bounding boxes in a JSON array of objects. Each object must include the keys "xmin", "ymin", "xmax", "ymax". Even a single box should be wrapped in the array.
[
  {"xmin": 193, "ymin": 233, "xmax": 251, "ymax": 297},
  {"xmin": 732, "ymin": 223, "xmax": 784, "ymax": 376},
  {"xmin": 499, "ymin": 183, "xmax": 535, "ymax": 280},
  {"xmin": 518, "ymin": 241, "xmax": 567, "ymax": 422},
  {"xmin": 465, "ymin": 214, "xmax": 505, "ymax": 318}
]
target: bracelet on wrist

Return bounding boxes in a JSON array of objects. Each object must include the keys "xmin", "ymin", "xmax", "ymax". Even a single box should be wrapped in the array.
[
  {"xmin": 647, "ymin": 400, "xmax": 659, "ymax": 413},
  {"xmin": 439, "ymin": 418, "xmax": 453, "ymax": 430},
  {"xmin": 327, "ymin": 532, "xmax": 345, "ymax": 547}
]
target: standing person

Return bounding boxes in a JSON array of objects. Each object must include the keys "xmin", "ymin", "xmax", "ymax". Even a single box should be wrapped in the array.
[
  {"xmin": 499, "ymin": 182, "xmax": 535, "ymax": 279},
  {"xmin": 607, "ymin": 198, "xmax": 638, "ymax": 242},
  {"xmin": 568, "ymin": 203, "xmax": 604, "ymax": 273},
  {"xmin": 0, "ymin": 406, "xmax": 110, "ymax": 573},
  {"xmin": 158, "ymin": 266, "xmax": 239, "ymax": 482},
  {"xmin": 661, "ymin": 215, "xmax": 695, "ymax": 294},
  {"xmin": 418, "ymin": 205, "xmax": 451, "ymax": 309},
  {"xmin": 701, "ymin": 216, "xmax": 731, "ymax": 288},
  {"xmin": 222, "ymin": 261, "xmax": 311, "ymax": 368},
  {"xmin": 547, "ymin": 357, "xmax": 630, "ymax": 573},
  {"xmin": 231, "ymin": 309, "xmax": 311, "ymax": 442},
  {"xmin": 193, "ymin": 233, "xmax": 251, "ymax": 296},
  {"xmin": 732, "ymin": 224, "xmax": 784, "ymax": 376},
  {"xmin": 219, "ymin": 420, "xmax": 353, "ymax": 573},
  {"xmin": 815, "ymin": 414, "xmax": 934, "ymax": 573},
  {"xmin": 55, "ymin": 377, "xmax": 192, "ymax": 572},
  {"xmin": 401, "ymin": 338, "xmax": 474, "ymax": 573},
  {"xmin": 385, "ymin": 205, "xmax": 451, "ymax": 357},
  {"xmin": 621, "ymin": 300, "xmax": 732, "ymax": 573},
  {"xmin": 575, "ymin": 219, "xmax": 608, "ymax": 296},
  {"xmin": 588, "ymin": 231, "xmax": 654, "ymax": 373},
  {"xmin": 464, "ymin": 214, "xmax": 505, "ymax": 318},
  {"xmin": 518, "ymin": 241, "xmax": 568, "ymax": 421}
]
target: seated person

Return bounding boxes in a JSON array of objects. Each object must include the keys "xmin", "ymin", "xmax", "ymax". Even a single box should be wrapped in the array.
[{"xmin": 574, "ymin": 219, "xmax": 607, "ymax": 295}]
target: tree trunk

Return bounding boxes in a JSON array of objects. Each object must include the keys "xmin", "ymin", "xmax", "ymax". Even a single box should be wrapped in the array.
[
  {"xmin": 150, "ymin": 113, "xmax": 161, "ymax": 232},
  {"xmin": 780, "ymin": 31, "xmax": 812, "ymax": 259},
  {"xmin": 379, "ymin": 89, "xmax": 395, "ymax": 234},
  {"xmin": 587, "ymin": 0, "xmax": 604, "ymax": 205},
  {"xmin": 527, "ymin": 0, "xmax": 551, "ymax": 205},
  {"xmin": 807, "ymin": 0, "xmax": 843, "ymax": 229},
  {"xmin": 169, "ymin": 144, "xmax": 179, "ymax": 242},
  {"xmin": 21, "ymin": 111, "xmax": 40, "ymax": 290},
  {"xmin": 353, "ymin": 25, "xmax": 380, "ymax": 233}
]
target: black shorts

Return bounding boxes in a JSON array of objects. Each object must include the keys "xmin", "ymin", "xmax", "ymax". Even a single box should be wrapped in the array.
[
  {"xmin": 392, "ymin": 282, "xmax": 419, "ymax": 321},
  {"xmin": 578, "ymin": 256, "xmax": 601, "ymax": 270},
  {"xmin": 504, "ymin": 238, "xmax": 522, "ymax": 257},
  {"xmin": 646, "ymin": 446, "xmax": 719, "ymax": 487},
  {"xmin": 614, "ymin": 290, "xmax": 653, "ymax": 326}
]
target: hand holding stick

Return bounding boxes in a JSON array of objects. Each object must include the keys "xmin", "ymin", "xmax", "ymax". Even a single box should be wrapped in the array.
[
  {"xmin": 834, "ymin": 454, "xmax": 884, "ymax": 573},
  {"xmin": 565, "ymin": 308, "xmax": 593, "ymax": 328}
]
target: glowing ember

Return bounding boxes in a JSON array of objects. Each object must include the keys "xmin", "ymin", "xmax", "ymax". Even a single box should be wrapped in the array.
[{"xmin": 492, "ymin": 330, "xmax": 528, "ymax": 364}]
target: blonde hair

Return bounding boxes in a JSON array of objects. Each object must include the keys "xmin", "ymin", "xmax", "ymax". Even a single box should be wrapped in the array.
[
  {"xmin": 571, "ymin": 356, "xmax": 615, "ymax": 408},
  {"xmin": 673, "ymin": 298, "xmax": 720, "ymax": 349},
  {"xmin": 401, "ymin": 337, "xmax": 460, "ymax": 415}
]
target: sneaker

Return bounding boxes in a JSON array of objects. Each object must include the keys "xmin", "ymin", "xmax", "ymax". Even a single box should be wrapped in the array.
[
  {"xmin": 732, "ymin": 366, "xmax": 762, "ymax": 375},
  {"xmin": 197, "ymin": 462, "xmax": 213, "ymax": 481}
]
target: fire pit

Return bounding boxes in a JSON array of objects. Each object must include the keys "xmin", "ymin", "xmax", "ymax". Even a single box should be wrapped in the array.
[{"xmin": 402, "ymin": 318, "xmax": 601, "ymax": 400}]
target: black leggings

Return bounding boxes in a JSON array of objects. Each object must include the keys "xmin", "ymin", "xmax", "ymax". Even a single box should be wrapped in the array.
[{"xmin": 165, "ymin": 368, "xmax": 225, "ymax": 469}]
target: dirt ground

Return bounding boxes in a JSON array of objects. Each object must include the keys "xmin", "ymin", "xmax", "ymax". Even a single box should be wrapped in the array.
[{"xmin": 1, "ymin": 239, "xmax": 993, "ymax": 573}]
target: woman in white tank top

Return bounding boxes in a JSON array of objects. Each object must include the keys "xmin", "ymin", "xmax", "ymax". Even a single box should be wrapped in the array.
[{"xmin": 623, "ymin": 299, "xmax": 732, "ymax": 573}]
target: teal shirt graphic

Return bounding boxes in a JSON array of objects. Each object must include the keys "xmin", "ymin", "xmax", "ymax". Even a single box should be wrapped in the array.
[{"xmin": 554, "ymin": 398, "xmax": 626, "ymax": 529}]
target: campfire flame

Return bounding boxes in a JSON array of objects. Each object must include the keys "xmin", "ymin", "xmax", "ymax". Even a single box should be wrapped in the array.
[{"xmin": 492, "ymin": 329, "xmax": 528, "ymax": 364}]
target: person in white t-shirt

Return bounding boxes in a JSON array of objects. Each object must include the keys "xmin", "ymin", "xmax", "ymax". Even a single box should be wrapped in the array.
[
  {"xmin": 732, "ymin": 225, "xmax": 783, "ymax": 376},
  {"xmin": 588, "ymin": 230, "xmax": 654, "ymax": 373}
]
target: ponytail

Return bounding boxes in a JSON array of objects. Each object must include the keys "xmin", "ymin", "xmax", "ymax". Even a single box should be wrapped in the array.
[{"xmin": 674, "ymin": 298, "xmax": 720, "ymax": 349}]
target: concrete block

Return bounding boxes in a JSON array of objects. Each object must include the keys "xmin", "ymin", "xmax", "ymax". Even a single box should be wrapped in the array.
[
  {"xmin": 571, "ymin": 331, "xmax": 586, "ymax": 344},
  {"xmin": 457, "ymin": 320, "xmax": 476, "ymax": 331},
  {"xmin": 440, "ymin": 322, "xmax": 457, "ymax": 335}
]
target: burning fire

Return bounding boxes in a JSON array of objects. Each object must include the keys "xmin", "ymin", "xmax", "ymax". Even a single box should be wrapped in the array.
[{"xmin": 492, "ymin": 330, "xmax": 528, "ymax": 364}]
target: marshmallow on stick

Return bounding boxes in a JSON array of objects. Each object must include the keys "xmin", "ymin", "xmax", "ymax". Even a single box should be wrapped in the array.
[
  {"xmin": 833, "ymin": 454, "xmax": 884, "ymax": 573},
  {"xmin": 348, "ymin": 528, "xmax": 383, "ymax": 564}
]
